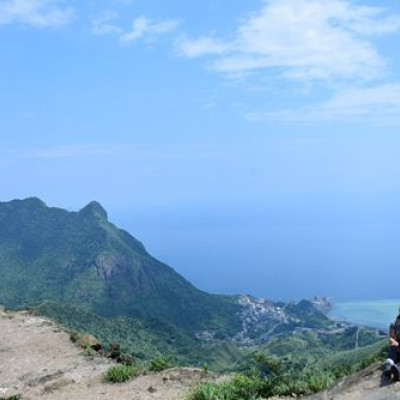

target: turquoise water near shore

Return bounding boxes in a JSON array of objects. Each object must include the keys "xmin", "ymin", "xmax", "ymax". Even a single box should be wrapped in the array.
[{"xmin": 331, "ymin": 299, "xmax": 400, "ymax": 331}]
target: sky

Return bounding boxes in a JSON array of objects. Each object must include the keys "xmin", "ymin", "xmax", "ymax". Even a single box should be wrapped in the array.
[{"xmin": 1, "ymin": 0, "xmax": 400, "ymax": 301}]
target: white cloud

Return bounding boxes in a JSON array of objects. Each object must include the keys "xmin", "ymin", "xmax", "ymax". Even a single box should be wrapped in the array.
[
  {"xmin": 119, "ymin": 16, "xmax": 178, "ymax": 45},
  {"xmin": 0, "ymin": 0, "xmax": 75, "ymax": 28},
  {"xmin": 178, "ymin": 0, "xmax": 400, "ymax": 82},
  {"xmin": 92, "ymin": 11, "xmax": 122, "ymax": 36},
  {"xmin": 246, "ymin": 83, "xmax": 400, "ymax": 125},
  {"xmin": 92, "ymin": 13, "xmax": 178, "ymax": 46},
  {"xmin": 178, "ymin": 36, "xmax": 229, "ymax": 58}
]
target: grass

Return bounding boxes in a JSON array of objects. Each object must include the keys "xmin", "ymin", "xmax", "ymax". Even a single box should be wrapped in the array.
[
  {"xmin": 103, "ymin": 364, "xmax": 141, "ymax": 383},
  {"xmin": 188, "ymin": 371, "xmax": 336, "ymax": 400},
  {"xmin": 104, "ymin": 355, "xmax": 171, "ymax": 384},
  {"xmin": 104, "ymin": 353, "xmax": 173, "ymax": 384},
  {"xmin": 187, "ymin": 377, "xmax": 268, "ymax": 400},
  {"xmin": 149, "ymin": 355, "xmax": 172, "ymax": 372},
  {"xmin": 187, "ymin": 344, "xmax": 387, "ymax": 400}
]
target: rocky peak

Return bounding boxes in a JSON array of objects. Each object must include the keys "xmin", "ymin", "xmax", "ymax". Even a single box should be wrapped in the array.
[{"xmin": 78, "ymin": 201, "xmax": 108, "ymax": 220}]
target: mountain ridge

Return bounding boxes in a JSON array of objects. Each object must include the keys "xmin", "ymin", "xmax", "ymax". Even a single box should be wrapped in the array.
[
  {"xmin": 0, "ymin": 197, "xmax": 240, "ymax": 333},
  {"xmin": 0, "ymin": 197, "xmax": 384, "ymax": 368}
]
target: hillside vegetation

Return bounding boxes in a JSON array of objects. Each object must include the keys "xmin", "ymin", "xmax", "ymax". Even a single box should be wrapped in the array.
[
  {"xmin": 0, "ymin": 197, "xmax": 239, "ymax": 333},
  {"xmin": 0, "ymin": 198, "xmax": 386, "ymax": 370}
]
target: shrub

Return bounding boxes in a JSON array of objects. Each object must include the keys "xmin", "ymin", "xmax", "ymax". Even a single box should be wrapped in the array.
[
  {"xmin": 188, "ymin": 356, "xmax": 341, "ymax": 400},
  {"xmin": 188, "ymin": 347, "xmax": 388, "ymax": 400},
  {"xmin": 70, "ymin": 331, "xmax": 101, "ymax": 358},
  {"xmin": 103, "ymin": 364, "xmax": 141, "ymax": 383},
  {"xmin": 305, "ymin": 371, "xmax": 336, "ymax": 393},
  {"xmin": 358, "ymin": 347, "xmax": 387, "ymax": 369},
  {"xmin": 201, "ymin": 363, "xmax": 209, "ymax": 374},
  {"xmin": 149, "ymin": 355, "xmax": 171, "ymax": 372},
  {"xmin": 188, "ymin": 376, "xmax": 268, "ymax": 400},
  {"xmin": 187, "ymin": 382, "xmax": 222, "ymax": 400}
]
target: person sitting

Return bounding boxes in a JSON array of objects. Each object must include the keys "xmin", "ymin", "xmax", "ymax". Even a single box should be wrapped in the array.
[{"xmin": 383, "ymin": 312, "xmax": 400, "ymax": 377}]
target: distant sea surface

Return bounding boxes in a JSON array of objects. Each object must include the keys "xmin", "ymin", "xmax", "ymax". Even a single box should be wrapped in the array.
[{"xmin": 331, "ymin": 299, "xmax": 400, "ymax": 331}]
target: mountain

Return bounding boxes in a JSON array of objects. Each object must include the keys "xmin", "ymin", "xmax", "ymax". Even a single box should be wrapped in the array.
[
  {"xmin": 0, "ymin": 197, "xmax": 239, "ymax": 333},
  {"xmin": 0, "ymin": 198, "xmax": 384, "ymax": 368}
]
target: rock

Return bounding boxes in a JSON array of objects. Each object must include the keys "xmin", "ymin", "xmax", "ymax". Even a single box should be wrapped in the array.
[
  {"xmin": 117, "ymin": 354, "xmax": 135, "ymax": 365},
  {"xmin": 70, "ymin": 332, "xmax": 102, "ymax": 353},
  {"xmin": 25, "ymin": 370, "xmax": 64, "ymax": 387},
  {"xmin": 43, "ymin": 377, "xmax": 74, "ymax": 393},
  {"xmin": 106, "ymin": 343, "xmax": 121, "ymax": 360},
  {"xmin": 147, "ymin": 385, "xmax": 157, "ymax": 393},
  {"xmin": 105, "ymin": 343, "xmax": 134, "ymax": 364}
]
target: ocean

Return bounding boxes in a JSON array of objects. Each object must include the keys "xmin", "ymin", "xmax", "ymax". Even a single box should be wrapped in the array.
[{"xmin": 331, "ymin": 299, "xmax": 400, "ymax": 331}]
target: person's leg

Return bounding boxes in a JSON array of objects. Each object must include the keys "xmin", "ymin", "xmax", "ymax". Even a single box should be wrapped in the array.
[
  {"xmin": 389, "ymin": 346, "xmax": 398, "ymax": 362},
  {"xmin": 383, "ymin": 346, "xmax": 398, "ymax": 376}
]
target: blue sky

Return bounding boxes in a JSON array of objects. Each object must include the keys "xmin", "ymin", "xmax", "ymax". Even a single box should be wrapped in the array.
[{"xmin": 1, "ymin": 0, "xmax": 400, "ymax": 301}]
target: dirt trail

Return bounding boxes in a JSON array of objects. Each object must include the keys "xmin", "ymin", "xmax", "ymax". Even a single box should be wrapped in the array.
[{"xmin": 0, "ymin": 308, "xmax": 215, "ymax": 400}]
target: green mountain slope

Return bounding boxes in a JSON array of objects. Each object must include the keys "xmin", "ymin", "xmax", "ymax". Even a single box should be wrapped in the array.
[
  {"xmin": 0, "ymin": 197, "xmax": 240, "ymax": 333},
  {"xmin": 0, "ymin": 198, "xmax": 384, "ymax": 370},
  {"xmin": 33, "ymin": 300, "xmax": 245, "ymax": 367}
]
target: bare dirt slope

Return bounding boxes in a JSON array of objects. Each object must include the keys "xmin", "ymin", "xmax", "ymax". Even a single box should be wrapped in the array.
[{"xmin": 0, "ymin": 308, "xmax": 215, "ymax": 400}]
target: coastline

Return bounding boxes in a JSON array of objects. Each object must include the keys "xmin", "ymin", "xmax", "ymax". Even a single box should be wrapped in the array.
[{"xmin": 330, "ymin": 299, "xmax": 400, "ymax": 331}]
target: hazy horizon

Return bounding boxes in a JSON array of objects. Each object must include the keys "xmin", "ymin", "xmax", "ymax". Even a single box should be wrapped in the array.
[
  {"xmin": 1, "ymin": 0, "xmax": 399, "ymax": 303},
  {"xmin": 112, "ymin": 198, "xmax": 400, "ymax": 302}
]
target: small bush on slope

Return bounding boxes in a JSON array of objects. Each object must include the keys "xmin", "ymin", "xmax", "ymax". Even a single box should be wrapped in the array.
[
  {"xmin": 149, "ymin": 355, "xmax": 172, "ymax": 372},
  {"xmin": 103, "ymin": 364, "xmax": 141, "ymax": 383}
]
